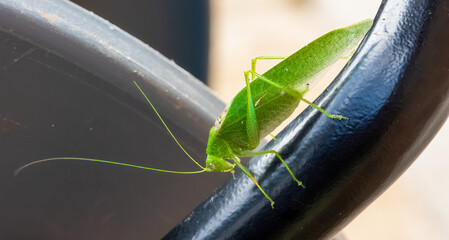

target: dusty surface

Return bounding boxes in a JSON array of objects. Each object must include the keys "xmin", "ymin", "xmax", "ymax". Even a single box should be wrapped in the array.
[{"xmin": 208, "ymin": 0, "xmax": 449, "ymax": 239}]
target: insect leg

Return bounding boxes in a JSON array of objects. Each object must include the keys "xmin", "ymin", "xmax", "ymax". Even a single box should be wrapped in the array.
[
  {"xmin": 243, "ymin": 70, "xmax": 261, "ymax": 149},
  {"xmin": 250, "ymin": 71, "xmax": 348, "ymax": 120},
  {"xmin": 241, "ymin": 150, "xmax": 304, "ymax": 188},
  {"xmin": 232, "ymin": 156, "xmax": 275, "ymax": 208},
  {"xmin": 341, "ymin": 49, "xmax": 356, "ymax": 59},
  {"xmin": 249, "ymin": 70, "xmax": 300, "ymax": 97},
  {"xmin": 300, "ymin": 97, "xmax": 348, "ymax": 120},
  {"xmin": 251, "ymin": 56, "xmax": 286, "ymax": 80}
]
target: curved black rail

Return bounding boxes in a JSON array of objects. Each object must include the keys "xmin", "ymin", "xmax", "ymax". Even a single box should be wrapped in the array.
[
  {"xmin": 164, "ymin": 0, "xmax": 449, "ymax": 239},
  {"xmin": 0, "ymin": 1, "xmax": 220, "ymax": 239}
]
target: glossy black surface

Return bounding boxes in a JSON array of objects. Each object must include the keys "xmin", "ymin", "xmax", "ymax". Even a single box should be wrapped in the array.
[
  {"xmin": 164, "ymin": 0, "xmax": 449, "ymax": 239},
  {"xmin": 0, "ymin": 1, "xmax": 224, "ymax": 239}
]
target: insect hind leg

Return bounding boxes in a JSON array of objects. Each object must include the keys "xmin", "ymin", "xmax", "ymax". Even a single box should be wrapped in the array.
[{"xmin": 243, "ymin": 70, "xmax": 261, "ymax": 149}]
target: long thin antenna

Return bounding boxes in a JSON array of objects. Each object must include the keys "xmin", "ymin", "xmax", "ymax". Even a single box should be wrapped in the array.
[
  {"xmin": 14, "ymin": 157, "xmax": 206, "ymax": 176},
  {"xmin": 133, "ymin": 81, "xmax": 205, "ymax": 170},
  {"xmin": 15, "ymin": 82, "xmax": 207, "ymax": 176}
]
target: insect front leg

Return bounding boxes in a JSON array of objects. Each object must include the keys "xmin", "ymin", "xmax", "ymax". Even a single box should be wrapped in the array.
[
  {"xmin": 231, "ymin": 156, "xmax": 275, "ymax": 208},
  {"xmin": 240, "ymin": 150, "xmax": 305, "ymax": 189}
]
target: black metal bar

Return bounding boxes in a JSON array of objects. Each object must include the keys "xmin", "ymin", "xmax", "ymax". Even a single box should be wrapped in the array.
[
  {"xmin": 0, "ymin": 1, "xmax": 221, "ymax": 239},
  {"xmin": 164, "ymin": 0, "xmax": 449, "ymax": 239}
]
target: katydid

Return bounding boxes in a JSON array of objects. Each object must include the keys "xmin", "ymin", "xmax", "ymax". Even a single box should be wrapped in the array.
[{"xmin": 15, "ymin": 19, "xmax": 373, "ymax": 208}]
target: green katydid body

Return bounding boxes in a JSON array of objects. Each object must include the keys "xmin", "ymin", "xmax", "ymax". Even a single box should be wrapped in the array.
[
  {"xmin": 204, "ymin": 20, "xmax": 373, "ymax": 196},
  {"xmin": 16, "ymin": 19, "xmax": 373, "ymax": 208}
]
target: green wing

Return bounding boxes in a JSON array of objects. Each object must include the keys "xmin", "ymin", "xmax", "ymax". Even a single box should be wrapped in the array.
[{"xmin": 216, "ymin": 19, "xmax": 373, "ymax": 151}]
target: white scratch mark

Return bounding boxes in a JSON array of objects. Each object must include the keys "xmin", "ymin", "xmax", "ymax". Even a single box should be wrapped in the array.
[
  {"xmin": 254, "ymin": 93, "xmax": 267, "ymax": 107},
  {"xmin": 101, "ymin": 211, "xmax": 118, "ymax": 223},
  {"xmin": 0, "ymin": 115, "xmax": 26, "ymax": 129},
  {"xmin": 2, "ymin": 48, "xmax": 35, "ymax": 71}
]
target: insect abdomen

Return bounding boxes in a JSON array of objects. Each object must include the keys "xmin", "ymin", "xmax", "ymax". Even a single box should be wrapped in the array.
[{"xmin": 216, "ymin": 80, "xmax": 301, "ymax": 151}]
